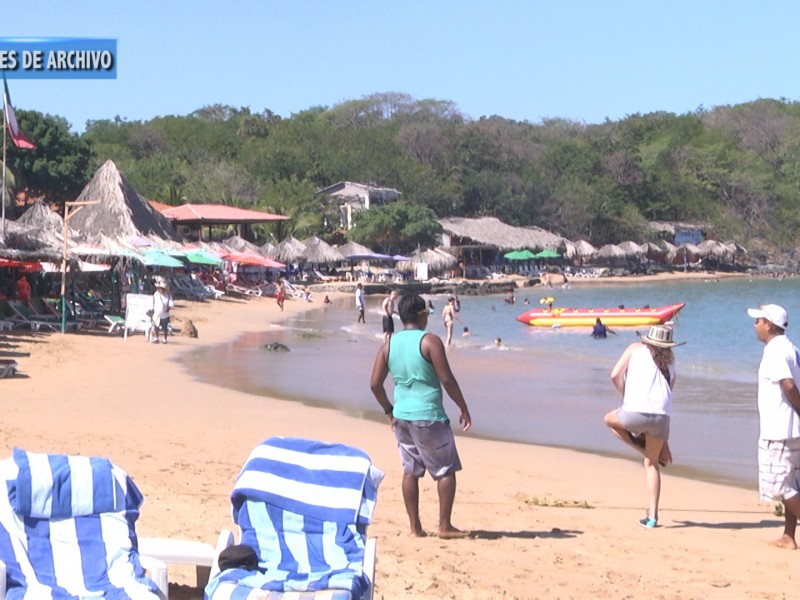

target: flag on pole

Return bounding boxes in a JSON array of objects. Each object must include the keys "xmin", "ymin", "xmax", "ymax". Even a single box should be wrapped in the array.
[{"xmin": 3, "ymin": 74, "xmax": 35, "ymax": 150}]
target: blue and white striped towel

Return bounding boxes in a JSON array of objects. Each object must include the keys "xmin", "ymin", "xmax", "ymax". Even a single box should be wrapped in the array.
[
  {"xmin": 0, "ymin": 450, "xmax": 161, "ymax": 599},
  {"xmin": 231, "ymin": 437, "xmax": 383, "ymax": 527},
  {"xmin": 206, "ymin": 438, "xmax": 383, "ymax": 600},
  {"xmin": 8, "ymin": 448, "xmax": 132, "ymax": 519}
]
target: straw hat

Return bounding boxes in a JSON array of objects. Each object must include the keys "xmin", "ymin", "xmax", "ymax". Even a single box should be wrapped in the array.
[{"xmin": 641, "ymin": 325, "xmax": 685, "ymax": 348}]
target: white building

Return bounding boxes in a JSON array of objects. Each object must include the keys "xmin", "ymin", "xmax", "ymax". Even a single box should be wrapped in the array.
[{"xmin": 316, "ymin": 181, "xmax": 401, "ymax": 230}]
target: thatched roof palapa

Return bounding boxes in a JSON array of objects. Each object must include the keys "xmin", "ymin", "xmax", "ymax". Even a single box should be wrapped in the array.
[
  {"xmin": 269, "ymin": 235, "xmax": 306, "ymax": 263},
  {"xmin": 439, "ymin": 217, "xmax": 563, "ymax": 251},
  {"xmin": 69, "ymin": 160, "xmax": 180, "ymax": 241},
  {"xmin": 396, "ymin": 248, "xmax": 458, "ymax": 274},
  {"xmin": 222, "ymin": 235, "xmax": 263, "ymax": 255},
  {"xmin": 300, "ymin": 236, "xmax": 345, "ymax": 264}
]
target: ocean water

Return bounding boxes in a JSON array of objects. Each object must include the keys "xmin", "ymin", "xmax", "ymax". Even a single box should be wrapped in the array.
[{"xmin": 180, "ymin": 276, "xmax": 800, "ymax": 488}]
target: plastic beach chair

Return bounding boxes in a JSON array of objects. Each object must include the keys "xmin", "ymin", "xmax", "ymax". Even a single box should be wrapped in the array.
[
  {"xmin": 0, "ymin": 448, "xmax": 168, "ymax": 598},
  {"xmin": 205, "ymin": 437, "xmax": 384, "ymax": 600}
]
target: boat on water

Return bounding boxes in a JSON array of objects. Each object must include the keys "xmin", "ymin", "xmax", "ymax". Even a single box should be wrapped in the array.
[{"xmin": 516, "ymin": 302, "xmax": 686, "ymax": 328}]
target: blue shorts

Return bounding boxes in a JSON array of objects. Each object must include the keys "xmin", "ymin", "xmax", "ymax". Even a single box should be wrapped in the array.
[
  {"xmin": 393, "ymin": 418, "xmax": 462, "ymax": 480},
  {"xmin": 158, "ymin": 316, "xmax": 170, "ymax": 332}
]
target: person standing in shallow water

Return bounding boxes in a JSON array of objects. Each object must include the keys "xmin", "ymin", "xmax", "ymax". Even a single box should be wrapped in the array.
[
  {"xmin": 747, "ymin": 304, "xmax": 800, "ymax": 549},
  {"xmin": 370, "ymin": 293, "xmax": 472, "ymax": 539},
  {"xmin": 355, "ymin": 283, "xmax": 366, "ymax": 324},
  {"xmin": 604, "ymin": 324, "xmax": 683, "ymax": 529}
]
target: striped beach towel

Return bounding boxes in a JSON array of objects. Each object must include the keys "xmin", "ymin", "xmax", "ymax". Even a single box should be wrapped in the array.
[
  {"xmin": 205, "ymin": 437, "xmax": 384, "ymax": 600},
  {"xmin": 0, "ymin": 449, "xmax": 163, "ymax": 599}
]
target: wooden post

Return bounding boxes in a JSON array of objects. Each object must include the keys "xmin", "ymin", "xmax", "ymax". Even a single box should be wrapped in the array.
[{"xmin": 60, "ymin": 200, "xmax": 100, "ymax": 333}]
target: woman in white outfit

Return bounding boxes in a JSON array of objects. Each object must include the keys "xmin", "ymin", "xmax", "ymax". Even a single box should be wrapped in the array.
[{"xmin": 604, "ymin": 325, "xmax": 685, "ymax": 528}]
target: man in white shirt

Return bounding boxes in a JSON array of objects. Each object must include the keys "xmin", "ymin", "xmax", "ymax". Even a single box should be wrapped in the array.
[{"xmin": 748, "ymin": 304, "xmax": 800, "ymax": 548}]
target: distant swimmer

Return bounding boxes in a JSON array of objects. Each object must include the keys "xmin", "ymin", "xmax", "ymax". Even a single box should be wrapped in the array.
[
  {"xmin": 462, "ymin": 326, "xmax": 472, "ymax": 337},
  {"xmin": 494, "ymin": 337, "xmax": 502, "ymax": 347},
  {"xmin": 591, "ymin": 318, "xmax": 617, "ymax": 339}
]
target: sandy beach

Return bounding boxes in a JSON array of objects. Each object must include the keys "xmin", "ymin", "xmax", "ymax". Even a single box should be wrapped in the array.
[{"xmin": 2, "ymin": 274, "xmax": 798, "ymax": 599}]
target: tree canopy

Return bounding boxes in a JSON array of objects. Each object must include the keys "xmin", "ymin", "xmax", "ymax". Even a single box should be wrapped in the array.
[{"xmin": 7, "ymin": 92, "xmax": 800, "ymax": 254}]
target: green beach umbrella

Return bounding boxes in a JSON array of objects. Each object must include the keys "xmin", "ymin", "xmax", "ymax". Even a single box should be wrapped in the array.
[
  {"xmin": 504, "ymin": 249, "xmax": 536, "ymax": 260},
  {"xmin": 532, "ymin": 249, "xmax": 561, "ymax": 259}
]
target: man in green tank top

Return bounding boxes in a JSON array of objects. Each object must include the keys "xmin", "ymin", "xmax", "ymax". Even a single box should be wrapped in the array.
[{"xmin": 370, "ymin": 293, "xmax": 472, "ymax": 539}]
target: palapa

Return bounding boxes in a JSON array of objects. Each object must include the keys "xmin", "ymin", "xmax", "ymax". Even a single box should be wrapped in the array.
[
  {"xmin": 222, "ymin": 235, "xmax": 263, "ymax": 255},
  {"xmin": 68, "ymin": 160, "xmax": 180, "ymax": 241},
  {"xmin": 396, "ymin": 247, "xmax": 458, "ymax": 274},
  {"xmin": 269, "ymin": 235, "xmax": 306, "ymax": 263},
  {"xmin": 439, "ymin": 216, "xmax": 563, "ymax": 251},
  {"xmin": 300, "ymin": 236, "xmax": 344, "ymax": 264}
]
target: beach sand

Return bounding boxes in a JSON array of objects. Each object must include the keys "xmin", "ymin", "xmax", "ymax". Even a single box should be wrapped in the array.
[{"xmin": 2, "ymin": 277, "xmax": 798, "ymax": 599}]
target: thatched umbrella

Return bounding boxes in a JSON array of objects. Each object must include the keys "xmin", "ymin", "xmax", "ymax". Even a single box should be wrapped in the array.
[
  {"xmin": 396, "ymin": 248, "xmax": 458, "ymax": 274},
  {"xmin": 17, "ymin": 201, "xmax": 70, "ymax": 237},
  {"xmin": 667, "ymin": 243, "xmax": 702, "ymax": 266},
  {"xmin": 270, "ymin": 235, "xmax": 306, "ymax": 263},
  {"xmin": 223, "ymin": 235, "xmax": 263, "ymax": 255},
  {"xmin": 338, "ymin": 240, "xmax": 381, "ymax": 260},
  {"xmin": 259, "ymin": 241, "xmax": 275, "ymax": 257},
  {"xmin": 68, "ymin": 160, "xmax": 180, "ymax": 241},
  {"xmin": 301, "ymin": 236, "xmax": 345, "ymax": 264},
  {"xmin": 618, "ymin": 241, "xmax": 647, "ymax": 258},
  {"xmin": 595, "ymin": 244, "xmax": 626, "ymax": 259}
]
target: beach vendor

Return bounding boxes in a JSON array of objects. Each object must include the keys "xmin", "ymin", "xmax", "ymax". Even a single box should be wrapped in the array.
[
  {"xmin": 151, "ymin": 276, "xmax": 174, "ymax": 344},
  {"xmin": 747, "ymin": 304, "xmax": 800, "ymax": 549},
  {"xmin": 604, "ymin": 324, "xmax": 684, "ymax": 528},
  {"xmin": 370, "ymin": 293, "xmax": 472, "ymax": 539}
]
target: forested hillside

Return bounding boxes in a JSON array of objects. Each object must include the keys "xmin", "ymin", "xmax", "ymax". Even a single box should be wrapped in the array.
[{"xmin": 7, "ymin": 92, "xmax": 800, "ymax": 255}]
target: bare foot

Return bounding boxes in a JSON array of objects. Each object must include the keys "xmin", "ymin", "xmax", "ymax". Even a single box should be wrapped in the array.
[
  {"xmin": 410, "ymin": 529, "xmax": 428, "ymax": 538},
  {"xmin": 769, "ymin": 534, "xmax": 797, "ymax": 549},
  {"xmin": 659, "ymin": 445, "xmax": 673, "ymax": 465},
  {"xmin": 438, "ymin": 527, "xmax": 471, "ymax": 539}
]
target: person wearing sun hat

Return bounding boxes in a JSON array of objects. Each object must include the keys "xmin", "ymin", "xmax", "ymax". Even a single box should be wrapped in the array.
[
  {"xmin": 604, "ymin": 324, "xmax": 685, "ymax": 529},
  {"xmin": 151, "ymin": 276, "xmax": 174, "ymax": 344},
  {"xmin": 747, "ymin": 303, "xmax": 800, "ymax": 549}
]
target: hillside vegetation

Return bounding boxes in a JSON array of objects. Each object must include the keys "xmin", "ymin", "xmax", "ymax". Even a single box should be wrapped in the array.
[{"xmin": 7, "ymin": 92, "xmax": 800, "ymax": 256}]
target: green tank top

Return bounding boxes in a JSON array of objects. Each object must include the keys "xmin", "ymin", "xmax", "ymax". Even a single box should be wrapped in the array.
[{"xmin": 388, "ymin": 329, "xmax": 446, "ymax": 422}]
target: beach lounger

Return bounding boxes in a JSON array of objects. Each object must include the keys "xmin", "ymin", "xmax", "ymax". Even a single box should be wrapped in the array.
[
  {"xmin": 0, "ymin": 448, "xmax": 168, "ymax": 598},
  {"xmin": 0, "ymin": 359, "xmax": 17, "ymax": 379},
  {"xmin": 4, "ymin": 300, "xmax": 63, "ymax": 332},
  {"xmin": 105, "ymin": 314, "xmax": 126, "ymax": 333},
  {"xmin": 205, "ymin": 437, "xmax": 384, "ymax": 600}
]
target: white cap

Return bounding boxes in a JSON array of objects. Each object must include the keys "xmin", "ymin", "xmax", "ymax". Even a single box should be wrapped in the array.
[{"xmin": 747, "ymin": 304, "xmax": 788, "ymax": 329}]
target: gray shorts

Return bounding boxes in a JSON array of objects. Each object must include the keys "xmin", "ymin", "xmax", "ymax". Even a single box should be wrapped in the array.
[
  {"xmin": 393, "ymin": 418, "xmax": 462, "ymax": 480},
  {"xmin": 758, "ymin": 438, "xmax": 800, "ymax": 502},
  {"xmin": 615, "ymin": 408, "xmax": 670, "ymax": 440}
]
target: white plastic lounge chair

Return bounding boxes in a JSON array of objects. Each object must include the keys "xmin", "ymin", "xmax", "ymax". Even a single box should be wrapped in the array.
[
  {"xmin": 205, "ymin": 437, "xmax": 384, "ymax": 600},
  {"xmin": 0, "ymin": 448, "xmax": 168, "ymax": 598}
]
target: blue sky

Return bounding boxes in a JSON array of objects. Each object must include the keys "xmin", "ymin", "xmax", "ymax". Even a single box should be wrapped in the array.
[{"xmin": 3, "ymin": 1, "xmax": 799, "ymax": 133}]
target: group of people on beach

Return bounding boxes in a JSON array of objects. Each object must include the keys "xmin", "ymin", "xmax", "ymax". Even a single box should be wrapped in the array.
[{"xmin": 368, "ymin": 286, "xmax": 800, "ymax": 547}]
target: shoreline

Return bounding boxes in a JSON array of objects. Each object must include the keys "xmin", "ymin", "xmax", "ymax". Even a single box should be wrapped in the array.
[{"xmin": 1, "ymin": 289, "xmax": 797, "ymax": 598}]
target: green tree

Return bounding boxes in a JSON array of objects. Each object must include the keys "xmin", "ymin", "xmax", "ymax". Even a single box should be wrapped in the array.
[
  {"xmin": 8, "ymin": 110, "xmax": 94, "ymax": 210},
  {"xmin": 348, "ymin": 201, "xmax": 441, "ymax": 253}
]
